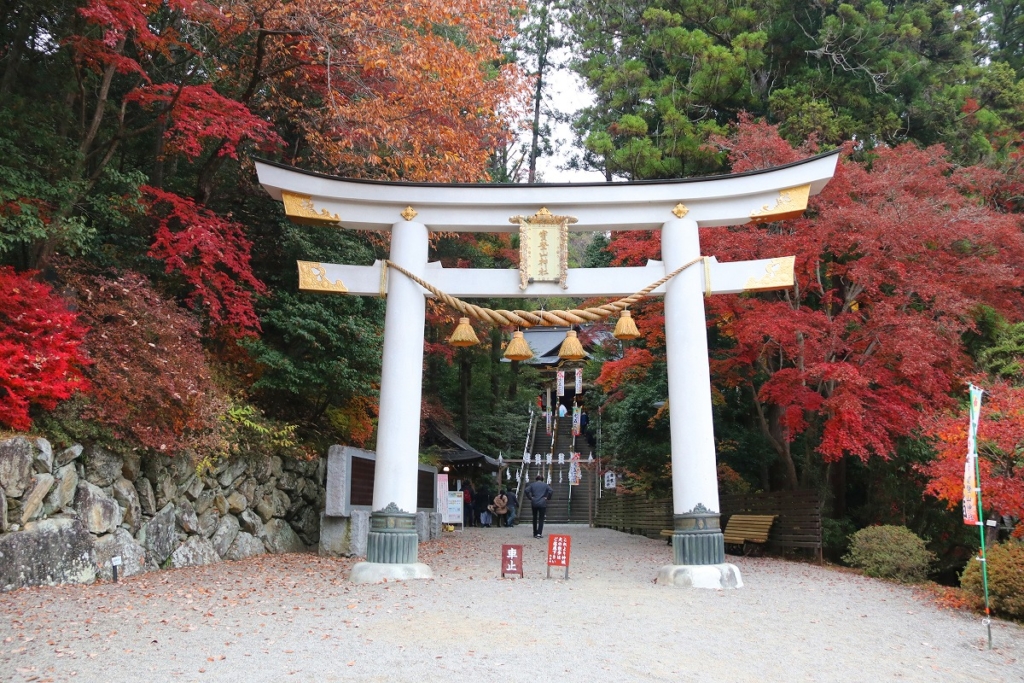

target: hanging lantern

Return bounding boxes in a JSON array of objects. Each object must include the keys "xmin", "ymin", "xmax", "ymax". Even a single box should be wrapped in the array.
[
  {"xmin": 613, "ymin": 309, "xmax": 640, "ymax": 340},
  {"xmin": 503, "ymin": 330, "xmax": 533, "ymax": 361},
  {"xmin": 449, "ymin": 317, "xmax": 479, "ymax": 347},
  {"xmin": 557, "ymin": 329, "xmax": 586, "ymax": 360}
]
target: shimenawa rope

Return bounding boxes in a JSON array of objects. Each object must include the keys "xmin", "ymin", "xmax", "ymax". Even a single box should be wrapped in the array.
[{"xmin": 384, "ymin": 257, "xmax": 706, "ymax": 327}]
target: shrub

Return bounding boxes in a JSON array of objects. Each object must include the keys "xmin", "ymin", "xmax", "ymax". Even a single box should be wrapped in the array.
[
  {"xmin": 62, "ymin": 266, "xmax": 226, "ymax": 460},
  {"xmin": 717, "ymin": 463, "xmax": 752, "ymax": 495},
  {"xmin": 843, "ymin": 525, "xmax": 935, "ymax": 582},
  {"xmin": 823, "ymin": 517, "xmax": 857, "ymax": 562},
  {"xmin": 961, "ymin": 541, "xmax": 1024, "ymax": 618}
]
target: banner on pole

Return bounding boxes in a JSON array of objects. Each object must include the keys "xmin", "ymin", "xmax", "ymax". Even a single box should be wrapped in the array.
[
  {"xmin": 437, "ymin": 474, "xmax": 448, "ymax": 521},
  {"xmin": 575, "ymin": 368, "xmax": 583, "ymax": 393},
  {"xmin": 545, "ymin": 411, "xmax": 551, "ymax": 436},
  {"xmin": 572, "ymin": 406, "xmax": 581, "ymax": 436},
  {"xmin": 964, "ymin": 384, "xmax": 984, "ymax": 525},
  {"xmin": 556, "ymin": 371, "xmax": 565, "ymax": 397},
  {"xmin": 569, "ymin": 453, "xmax": 581, "ymax": 485},
  {"xmin": 963, "ymin": 459, "xmax": 979, "ymax": 525},
  {"xmin": 968, "ymin": 384, "xmax": 983, "ymax": 459}
]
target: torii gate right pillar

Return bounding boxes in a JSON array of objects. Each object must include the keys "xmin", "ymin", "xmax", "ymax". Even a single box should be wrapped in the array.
[{"xmin": 658, "ymin": 217, "xmax": 741, "ymax": 588}]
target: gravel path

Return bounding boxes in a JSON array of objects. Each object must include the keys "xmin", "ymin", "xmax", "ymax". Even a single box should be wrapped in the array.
[{"xmin": 1, "ymin": 525, "xmax": 1021, "ymax": 682}]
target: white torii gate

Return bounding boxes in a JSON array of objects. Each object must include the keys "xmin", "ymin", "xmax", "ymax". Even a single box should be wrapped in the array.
[{"xmin": 256, "ymin": 151, "xmax": 839, "ymax": 587}]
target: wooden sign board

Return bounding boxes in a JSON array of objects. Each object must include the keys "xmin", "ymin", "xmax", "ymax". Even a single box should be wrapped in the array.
[
  {"xmin": 546, "ymin": 534, "xmax": 571, "ymax": 579},
  {"xmin": 501, "ymin": 544, "xmax": 524, "ymax": 578}
]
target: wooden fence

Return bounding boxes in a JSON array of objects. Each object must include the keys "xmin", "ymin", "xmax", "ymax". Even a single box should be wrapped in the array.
[
  {"xmin": 721, "ymin": 490, "xmax": 822, "ymax": 562},
  {"xmin": 593, "ymin": 493, "xmax": 673, "ymax": 539},
  {"xmin": 595, "ymin": 489, "xmax": 822, "ymax": 561}
]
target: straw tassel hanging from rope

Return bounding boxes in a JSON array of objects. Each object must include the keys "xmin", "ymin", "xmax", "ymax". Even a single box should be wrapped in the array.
[
  {"xmin": 503, "ymin": 330, "xmax": 533, "ymax": 361},
  {"xmin": 613, "ymin": 309, "xmax": 640, "ymax": 340},
  {"xmin": 449, "ymin": 317, "xmax": 479, "ymax": 347},
  {"xmin": 558, "ymin": 330, "xmax": 586, "ymax": 360}
]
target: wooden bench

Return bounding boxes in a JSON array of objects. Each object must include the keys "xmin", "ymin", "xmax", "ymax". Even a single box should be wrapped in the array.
[{"xmin": 723, "ymin": 514, "xmax": 777, "ymax": 555}]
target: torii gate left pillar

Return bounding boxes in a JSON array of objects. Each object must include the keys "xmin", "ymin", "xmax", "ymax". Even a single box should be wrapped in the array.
[
  {"xmin": 255, "ymin": 151, "xmax": 839, "ymax": 586},
  {"xmin": 355, "ymin": 218, "xmax": 433, "ymax": 581}
]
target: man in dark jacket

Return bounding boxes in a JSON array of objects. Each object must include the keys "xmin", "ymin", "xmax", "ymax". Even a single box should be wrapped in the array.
[{"xmin": 524, "ymin": 475, "xmax": 553, "ymax": 538}]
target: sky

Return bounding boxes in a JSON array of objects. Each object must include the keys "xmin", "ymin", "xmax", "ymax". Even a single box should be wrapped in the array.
[{"xmin": 528, "ymin": 53, "xmax": 607, "ymax": 184}]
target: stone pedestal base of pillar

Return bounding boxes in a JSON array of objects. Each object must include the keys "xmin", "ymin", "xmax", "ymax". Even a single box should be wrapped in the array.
[
  {"xmin": 656, "ymin": 563, "xmax": 743, "ymax": 589},
  {"xmin": 671, "ymin": 506, "xmax": 726, "ymax": 565},
  {"xmin": 350, "ymin": 561, "xmax": 434, "ymax": 584},
  {"xmin": 366, "ymin": 504, "xmax": 418, "ymax": 563}
]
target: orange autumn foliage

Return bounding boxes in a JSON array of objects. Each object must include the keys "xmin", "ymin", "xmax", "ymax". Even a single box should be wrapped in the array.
[
  {"xmin": 923, "ymin": 381, "xmax": 1024, "ymax": 533},
  {"xmin": 264, "ymin": 0, "xmax": 528, "ymax": 181}
]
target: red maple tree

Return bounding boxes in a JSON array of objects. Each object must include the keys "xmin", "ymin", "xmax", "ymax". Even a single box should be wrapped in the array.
[
  {"xmin": 598, "ymin": 118, "xmax": 1024, "ymax": 489},
  {"xmin": 144, "ymin": 187, "xmax": 267, "ymax": 339},
  {"xmin": 0, "ymin": 268, "xmax": 90, "ymax": 431}
]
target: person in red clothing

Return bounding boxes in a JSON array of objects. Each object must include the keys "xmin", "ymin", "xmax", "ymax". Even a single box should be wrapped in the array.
[{"xmin": 463, "ymin": 484, "xmax": 475, "ymax": 527}]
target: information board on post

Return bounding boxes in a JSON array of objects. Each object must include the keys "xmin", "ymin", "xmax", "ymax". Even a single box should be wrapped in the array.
[
  {"xmin": 501, "ymin": 544, "xmax": 524, "ymax": 578},
  {"xmin": 446, "ymin": 491, "xmax": 464, "ymax": 530},
  {"xmin": 546, "ymin": 534, "xmax": 571, "ymax": 579}
]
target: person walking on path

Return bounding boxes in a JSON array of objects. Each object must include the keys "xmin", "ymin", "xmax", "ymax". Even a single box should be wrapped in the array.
[
  {"xmin": 525, "ymin": 474, "xmax": 553, "ymax": 538},
  {"xmin": 505, "ymin": 488, "xmax": 519, "ymax": 527}
]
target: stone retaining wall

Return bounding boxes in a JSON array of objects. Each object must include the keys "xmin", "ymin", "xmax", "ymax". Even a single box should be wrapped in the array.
[{"xmin": 0, "ymin": 435, "xmax": 326, "ymax": 592}]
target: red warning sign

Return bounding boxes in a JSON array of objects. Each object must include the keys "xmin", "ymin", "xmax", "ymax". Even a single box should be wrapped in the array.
[{"xmin": 546, "ymin": 534, "xmax": 571, "ymax": 578}]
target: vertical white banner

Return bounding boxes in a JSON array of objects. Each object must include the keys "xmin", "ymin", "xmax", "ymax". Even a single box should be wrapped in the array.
[
  {"xmin": 437, "ymin": 473, "xmax": 449, "ymax": 522},
  {"xmin": 964, "ymin": 384, "xmax": 984, "ymax": 525},
  {"xmin": 557, "ymin": 370, "xmax": 565, "ymax": 396},
  {"xmin": 575, "ymin": 368, "xmax": 583, "ymax": 393},
  {"xmin": 967, "ymin": 384, "xmax": 983, "ymax": 458}
]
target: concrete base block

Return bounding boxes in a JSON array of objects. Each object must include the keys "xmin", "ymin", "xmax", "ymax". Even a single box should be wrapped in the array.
[
  {"xmin": 350, "ymin": 562, "xmax": 434, "ymax": 584},
  {"xmin": 318, "ymin": 511, "xmax": 370, "ymax": 557},
  {"xmin": 428, "ymin": 511, "xmax": 441, "ymax": 540},
  {"xmin": 350, "ymin": 510, "xmax": 369, "ymax": 557},
  {"xmin": 415, "ymin": 511, "xmax": 429, "ymax": 543},
  {"xmin": 656, "ymin": 563, "xmax": 743, "ymax": 589},
  {"xmin": 318, "ymin": 514, "xmax": 351, "ymax": 557}
]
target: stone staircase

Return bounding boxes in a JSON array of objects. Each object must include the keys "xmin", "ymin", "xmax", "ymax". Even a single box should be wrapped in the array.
[{"xmin": 517, "ymin": 414, "xmax": 596, "ymax": 525}]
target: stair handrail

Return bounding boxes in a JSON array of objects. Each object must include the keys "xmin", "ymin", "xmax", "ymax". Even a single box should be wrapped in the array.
[
  {"xmin": 516, "ymin": 407, "xmax": 537, "ymax": 504},
  {"xmin": 548, "ymin": 414, "xmax": 559, "ymax": 479},
  {"xmin": 522, "ymin": 406, "xmax": 535, "ymax": 460}
]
